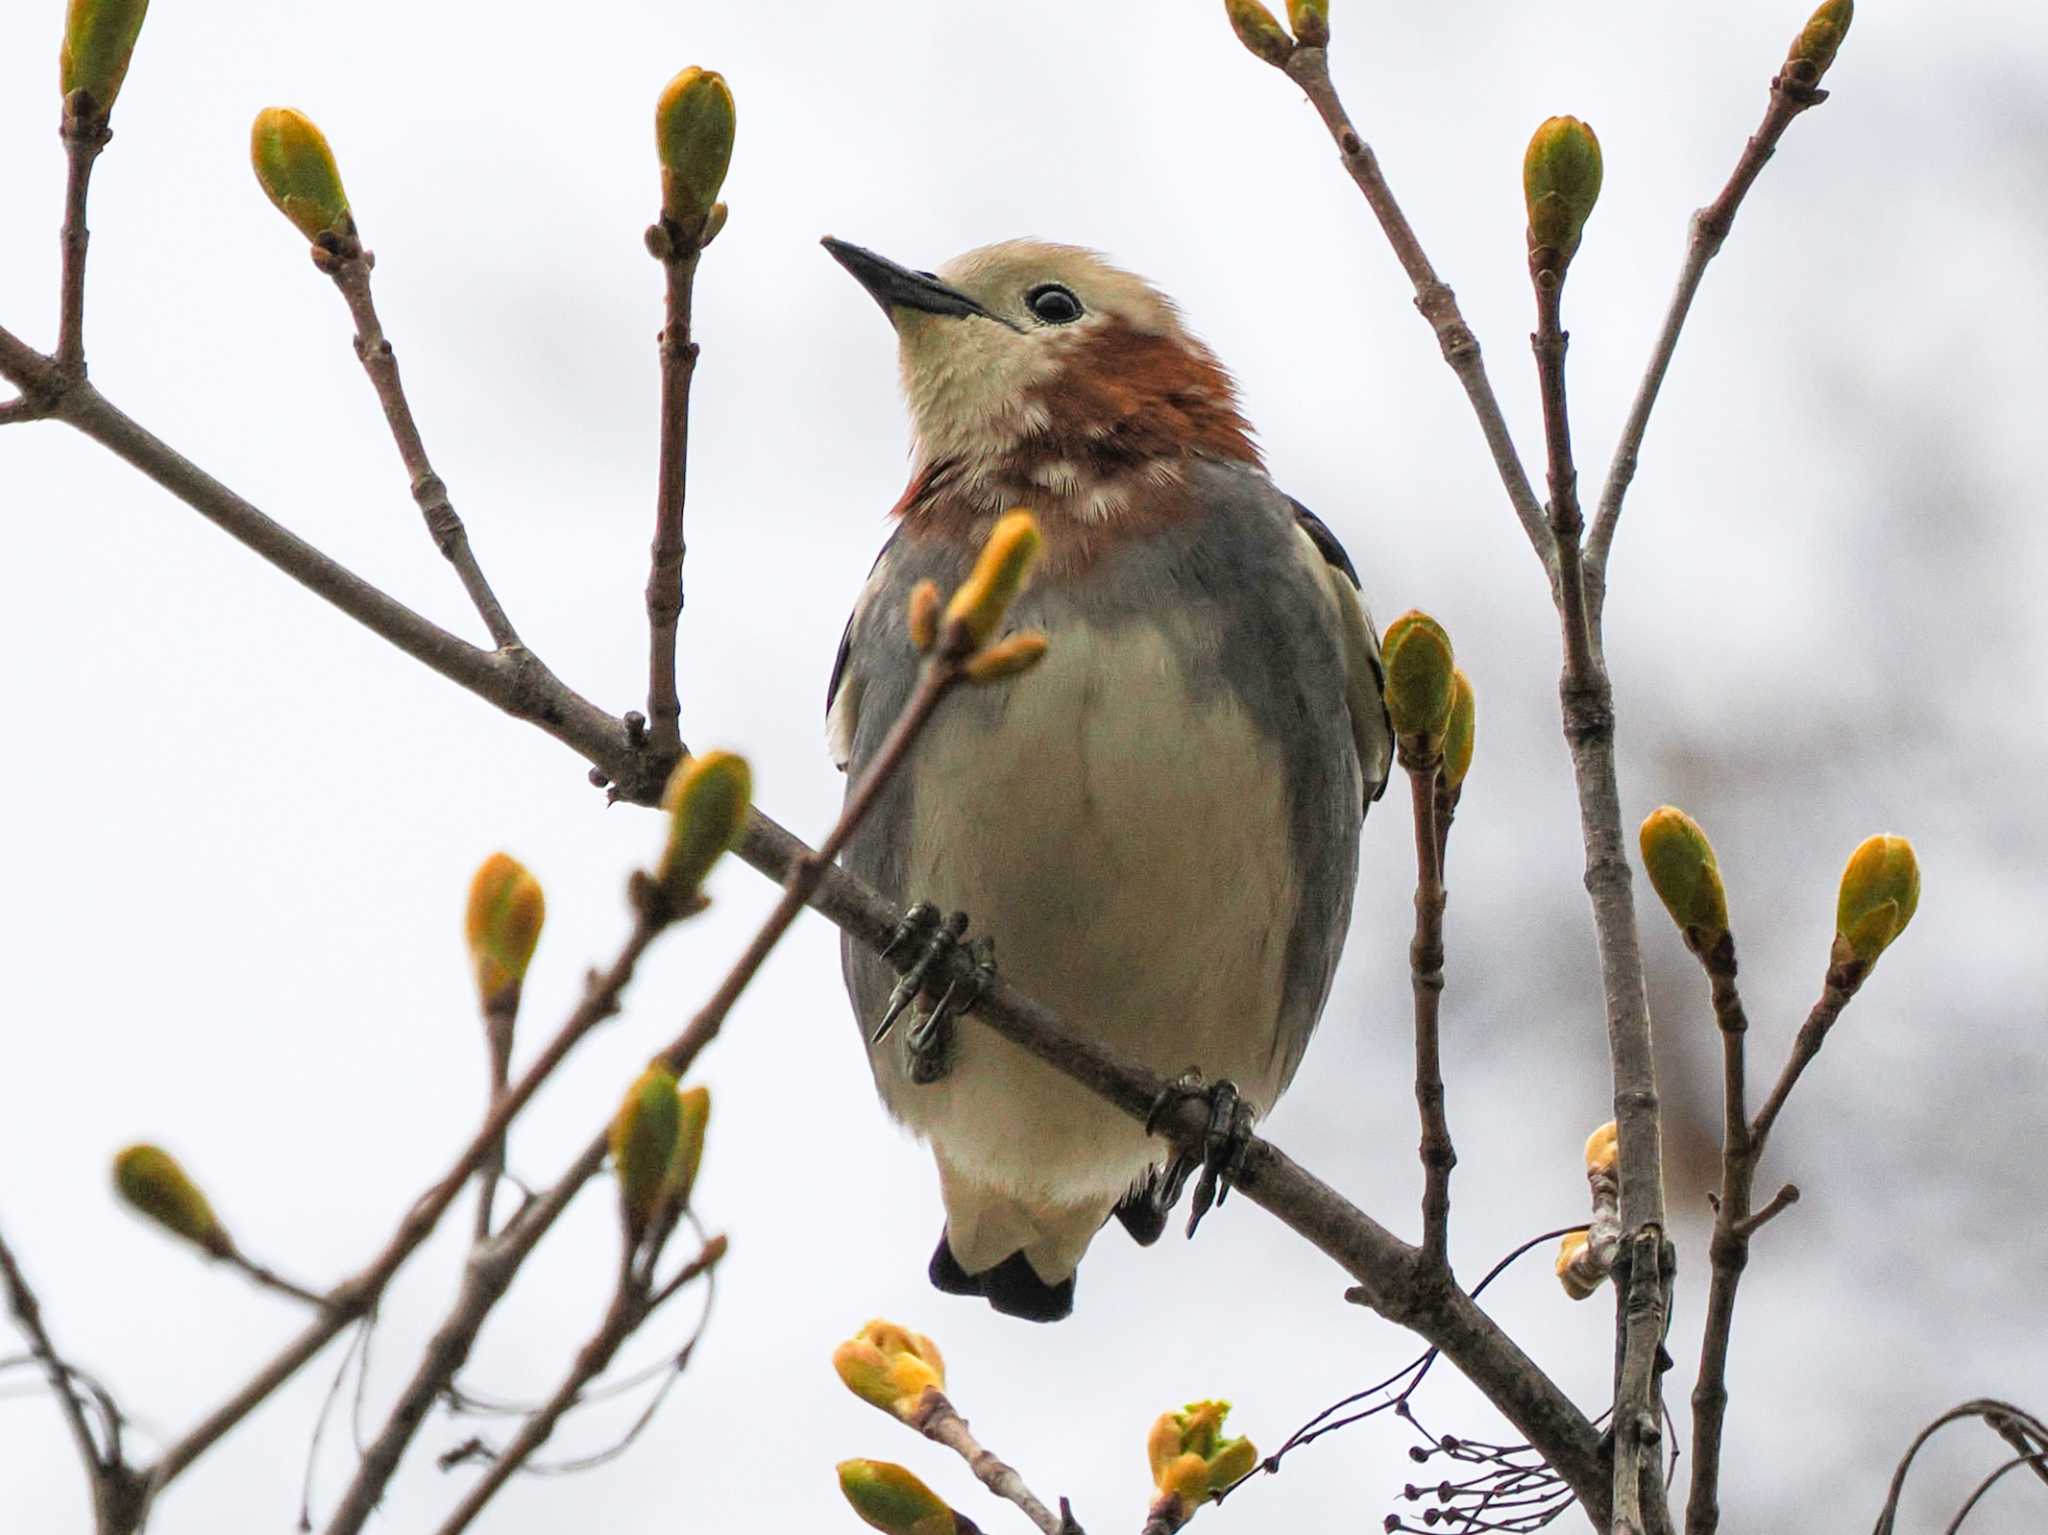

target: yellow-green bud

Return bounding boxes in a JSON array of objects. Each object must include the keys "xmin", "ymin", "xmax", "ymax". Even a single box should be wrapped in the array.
[
  {"xmin": 1147, "ymin": 1400, "xmax": 1256, "ymax": 1502},
  {"xmin": 1381, "ymin": 611, "xmax": 1457, "ymax": 744},
  {"xmin": 669, "ymin": 1085, "xmax": 710, "ymax": 1211},
  {"xmin": 112, "ymin": 1144, "xmax": 231, "ymax": 1257},
  {"xmin": 655, "ymin": 750, "xmax": 751, "ymax": 912},
  {"xmin": 610, "ymin": 1065, "xmax": 682, "ymax": 1239},
  {"xmin": 1286, "ymin": 0, "xmax": 1329, "ymax": 48},
  {"xmin": 836, "ymin": 1460, "xmax": 955, "ymax": 1535},
  {"xmin": 1835, "ymin": 833, "xmax": 1919, "ymax": 969},
  {"xmin": 1524, "ymin": 116, "xmax": 1602, "ymax": 264},
  {"xmin": 1554, "ymin": 1230, "xmax": 1605, "ymax": 1301},
  {"xmin": 655, "ymin": 68, "xmax": 735, "ymax": 232},
  {"xmin": 465, "ymin": 852, "xmax": 544, "ymax": 1006},
  {"xmin": 60, "ymin": 0, "xmax": 150, "ymax": 115},
  {"xmin": 1224, "ymin": 0, "xmax": 1295, "ymax": 66},
  {"xmin": 833, "ymin": 1319, "xmax": 946, "ymax": 1421},
  {"xmin": 1788, "ymin": 0, "xmax": 1852, "ymax": 81},
  {"xmin": 1638, "ymin": 806, "xmax": 1730, "ymax": 948},
  {"xmin": 944, "ymin": 511, "xmax": 1043, "ymax": 652},
  {"xmin": 962, "ymin": 630, "xmax": 1049, "ymax": 685},
  {"xmin": 906, "ymin": 580, "xmax": 941, "ymax": 654},
  {"xmin": 1442, "ymin": 669, "xmax": 1476, "ymax": 790},
  {"xmin": 250, "ymin": 108, "xmax": 351, "ymax": 243},
  {"xmin": 1584, "ymin": 1121, "xmax": 1618, "ymax": 1177}
]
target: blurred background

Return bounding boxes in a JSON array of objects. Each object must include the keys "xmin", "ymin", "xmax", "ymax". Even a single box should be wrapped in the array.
[{"xmin": 2, "ymin": 1, "xmax": 2041, "ymax": 1529}]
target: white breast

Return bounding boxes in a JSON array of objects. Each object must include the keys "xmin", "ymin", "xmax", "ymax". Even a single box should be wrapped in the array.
[{"xmin": 873, "ymin": 614, "xmax": 1302, "ymax": 1204}]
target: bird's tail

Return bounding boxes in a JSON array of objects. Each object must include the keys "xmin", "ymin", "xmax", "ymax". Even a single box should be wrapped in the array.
[{"xmin": 929, "ymin": 1156, "xmax": 1118, "ymax": 1323}]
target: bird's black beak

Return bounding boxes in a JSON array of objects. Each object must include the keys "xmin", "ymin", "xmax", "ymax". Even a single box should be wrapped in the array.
[{"xmin": 822, "ymin": 237, "xmax": 992, "ymax": 322}]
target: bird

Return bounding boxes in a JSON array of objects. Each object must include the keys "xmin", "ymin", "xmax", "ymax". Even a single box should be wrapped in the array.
[{"xmin": 821, "ymin": 236, "xmax": 1392, "ymax": 1322}]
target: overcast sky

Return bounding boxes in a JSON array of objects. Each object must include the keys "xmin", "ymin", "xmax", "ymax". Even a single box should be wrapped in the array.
[{"xmin": 4, "ymin": 1, "xmax": 2046, "ymax": 1531}]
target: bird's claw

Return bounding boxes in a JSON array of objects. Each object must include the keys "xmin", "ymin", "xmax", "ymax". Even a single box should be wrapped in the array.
[
  {"xmin": 1145, "ymin": 1072, "xmax": 1254, "ymax": 1240},
  {"xmin": 905, "ymin": 935, "xmax": 994, "ymax": 1085},
  {"xmin": 872, "ymin": 903, "xmax": 957, "ymax": 1043}
]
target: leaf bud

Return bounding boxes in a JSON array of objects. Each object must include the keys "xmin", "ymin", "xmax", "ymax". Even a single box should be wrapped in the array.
[
  {"xmin": 112, "ymin": 1144, "xmax": 231, "ymax": 1257},
  {"xmin": 836, "ymin": 1460, "xmax": 955, "ymax": 1535},
  {"xmin": 906, "ymin": 580, "xmax": 940, "ymax": 654},
  {"xmin": 943, "ymin": 511, "xmax": 1043, "ymax": 653},
  {"xmin": 464, "ymin": 852, "xmax": 544, "ymax": 1008},
  {"xmin": 1584, "ymin": 1121, "xmax": 1618, "ymax": 1178},
  {"xmin": 1442, "ymin": 669, "xmax": 1477, "ymax": 790},
  {"xmin": 1787, "ymin": 0, "xmax": 1852, "ymax": 82},
  {"xmin": 250, "ymin": 108, "xmax": 351, "ymax": 243},
  {"xmin": 1834, "ymin": 833, "xmax": 1919, "ymax": 969},
  {"xmin": 610, "ymin": 1065, "xmax": 682, "ymax": 1240},
  {"xmin": 1148, "ymin": 1400, "xmax": 1256, "ymax": 1501},
  {"xmin": 1381, "ymin": 611, "xmax": 1457, "ymax": 745},
  {"xmin": 1286, "ymin": 0, "xmax": 1329, "ymax": 48},
  {"xmin": 1224, "ymin": 0, "xmax": 1295, "ymax": 67},
  {"xmin": 669, "ymin": 1085, "xmax": 711, "ymax": 1211},
  {"xmin": 1523, "ymin": 116, "xmax": 1602, "ymax": 265},
  {"xmin": 60, "ymin": 0, "xmax": 150, "ymax": 116},
  {"xmin": 962, "ymin": 630, "xmax": 1049, "ymax": 685},
  {"xmin": 1638, "ymin": 806, "xmax": 1730, "ymax": 951},
  {"xmin": 1554, "ymin": 1230, "xmax": 1608, "ymax": 1301},
  {"xmin": 654, "ymin": 750, "xmax": 751, "ymax": 915},
  {"xmin": 655, "ymin": 68, "xmax": 736, "ymax": 234},
  {"xmin": 833, "ymin": 1319, "xmax": 947, "ymax": 1421}
]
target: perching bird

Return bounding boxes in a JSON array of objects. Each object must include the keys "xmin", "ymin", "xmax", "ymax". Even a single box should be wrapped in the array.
[{"xmin": 823, "ymin": 237, "xmax": 1392, "ymax": 1322}]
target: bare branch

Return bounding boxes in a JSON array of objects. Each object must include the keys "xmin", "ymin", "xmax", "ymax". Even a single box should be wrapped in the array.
[
  {"xmin": 55, "ymin": 96, "xmax": 110, "ymax": 377},
  {"xmin": 1730, "ymin": 1183, "xmax": 1799, "ymax": 1241},
  {"xmin": 1401, "ymin": 746, "xmax": 1455, "ymax": 1267},
  {"xmin": 430, "ymin": 1237, "xmax": 724, "ymax": 1535},
  {"xmin": 1528, "ymin": 238, "xmax": 1669, "ymax": 1535},
  {"xmin": 1272, "ymin": 46, "xmax": 1555, "ymax": 578},
  {"xmin": 325, "ymin": 241, "xmax": 522, "ymax": 650},
  {"xmin": 222, "ymin": 1250, "xmax": 330, "ymax": 1309},
  {"xmin": 643, "ymin": 223, "xmax": 704, "ymax": 761},
  {"xmin": 472, "ymin": 993, "xmax": 517, "ymax": 1245},
  {"xmin": 0, "ymin": 1221, "xmax": 150, "ymax": 1534},
  {"xmin": 1874, "ymin": 1401, "xmax": 2048, "ymax": 1535},
  {"xmin": 1586, "ymin": 67, "xmax": 1836, "ymax": 596},
  {"xmin": 909, "ymin": 1388, "xmax": 1067, "ymax": 1535},
  {"xmin": 1747, "ymin": 967, "xmax": 1861, "ymax": 1150}
]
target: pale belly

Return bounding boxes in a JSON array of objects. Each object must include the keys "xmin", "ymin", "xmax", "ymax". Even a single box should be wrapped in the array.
[{"xmin": 870, "ymin": 618, "xmax": 1304, "ymax": 1204}]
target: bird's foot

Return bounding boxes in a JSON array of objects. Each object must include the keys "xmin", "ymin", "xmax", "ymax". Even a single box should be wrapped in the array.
[
  {"xmin": 1145, "ymin": 1073, "xmax": 1255, "ymax": 1240},
  {"xmin": 873, "ymin": 903, "xmax": 994, "ymax": 1086},
  {"xmin": 905, "ymin": 935, "xmax": 994, "ymax": 1085}
]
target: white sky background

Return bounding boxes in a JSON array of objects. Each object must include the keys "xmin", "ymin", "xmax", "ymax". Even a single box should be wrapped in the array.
[{"xmin": 3, "ymin": 1, "xmax": 2045, "ymax": 1530}]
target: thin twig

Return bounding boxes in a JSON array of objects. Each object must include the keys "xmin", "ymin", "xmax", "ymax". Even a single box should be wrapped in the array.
[
  {"xmin": 327, "ymin": 248, "xmax": 521, "ymax": 651},
  {"xmin": 1942, "ymin": 1451, "xmax": 2048, "ymax": 1535},
  {"xmin": 224, "ymin": 1251, "xmax": 331, "ymax": 1309},
  {"xmin": 56, "ymin": 97, "xmax": 110, "ymax": 378},
  {"xmin": 1274, "ymin": 46, "xmax": 1555, "ymax": 580},
  {"xmin": 1873, "ymin": 1401, "xmax": 2048, "ymax": 1535},
  {"xmin": 643, "ymin": 227, "xmax": 704, "ymax": 761},
  {"xmin": 1586, "ymin": 67, "xmax": 1834, "ymax": 600},
  {"xmin": 143, "ymin": 915, "xmax": 662, "ymax": 1497},
  {"xmin": 1402, "ymin": 746, "xmax": 1455, "ymax": 1267},
  {"xmin": 431, "ymin": 1237, "xmax": 724, "ymax": 1535},
  {"xmin": 473, "ymin": 994, "xmax": 517, "ymax": 1245},
  {"xmin": 0, "ymin": 1222, "xmax": 149, "ymax": 1533},
  {"xmin": 1748, "ymin": 966, "xmax": 1861, "ymax": 1149},
  {"xmin": 1684, "ymin": 939, "xmax": 1751, "ymax": 1535},
  {"xmin": 1528, "ymin": 244, "xmax": 1670, "ymax": 1535},
  {"xmin": 325, "ymin": 654, "xmax": 974, "ymax": 1533},
  {"xmin": 911, "ymin": 1389, "xmax": 1066, "ymax": 1535}
]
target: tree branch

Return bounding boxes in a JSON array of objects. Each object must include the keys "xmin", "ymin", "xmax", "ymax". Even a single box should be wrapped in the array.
[
  {"xmin": 643, "ymin": 224, "xmax": 703, "ymax": 761},
  {"xmin": 1274, "ymin": 45, "xmax": 1555, "ymax": 579},
  {"xmin": 55, "ymin": 97, "xmax": 110, "ymax": 377},
  {"xmin": 1584, "ymin": 65, "xmax": 1834, "ymax": 602},
  {"xmin": 326, "ymin": 241, "xmax": 522, "ymax": 650},
  {"xmin": 1402, "ymin": 745, "xmax": 1455, "ymax": 1267},
  {"xmin": 1529, "ymin": 245, "xmax": 1670, "ymax": 1535},
  {"xmin": 909, "ymin": 1388, "xmax": 1068, "ymax": 1535}
]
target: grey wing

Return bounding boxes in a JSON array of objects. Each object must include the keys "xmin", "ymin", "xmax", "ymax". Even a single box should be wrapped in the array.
[{"xmin": 1287, "ymin": 497, "xmax": 1393, "ymax": 809}]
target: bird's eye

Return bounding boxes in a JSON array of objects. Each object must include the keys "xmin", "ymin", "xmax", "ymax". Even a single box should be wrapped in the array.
[{"xmin": 1025, "ymin": 283, "xmax": 1084, "ymax": 325}]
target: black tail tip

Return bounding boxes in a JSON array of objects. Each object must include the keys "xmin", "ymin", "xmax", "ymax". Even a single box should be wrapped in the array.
[{"xmin": 928, "ymin": 1233, "xmax": 1075, "ymax": 1323}]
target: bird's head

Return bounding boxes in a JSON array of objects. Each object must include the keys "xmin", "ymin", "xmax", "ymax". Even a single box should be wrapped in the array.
[{"xmin": 823, "ymin": 237, "xmax": 1259, "ymax": 523}]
